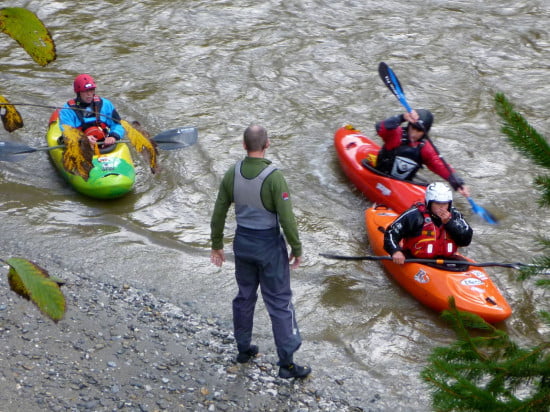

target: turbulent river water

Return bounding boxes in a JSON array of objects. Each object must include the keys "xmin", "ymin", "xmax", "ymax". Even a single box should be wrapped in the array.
[{"xmin": 1, "ymin": 0, "xmax": 549, "ymax": 409}]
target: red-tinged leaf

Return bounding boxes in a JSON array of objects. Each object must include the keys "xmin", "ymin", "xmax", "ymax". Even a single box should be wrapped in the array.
[{"xmin": 0, "ymin": 95, "xmax": 24, "ymax": 132}]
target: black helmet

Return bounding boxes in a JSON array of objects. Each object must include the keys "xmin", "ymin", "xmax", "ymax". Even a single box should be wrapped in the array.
[{"xmin": 412, "ymin": 109, "xmax": 433, "ymax": 133}]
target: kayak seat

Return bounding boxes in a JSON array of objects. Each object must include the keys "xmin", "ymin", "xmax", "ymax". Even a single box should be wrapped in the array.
[
  {"xmin": 99, "ymin": 144, "xmax": 116, "ymax": 154},
  {"xmin": 361, "ymin": 158, "xmax": 429, "ymax": 187},
  {"xmin": 362, "ymin": 158, "xmax": 388, "ymax": 176}
]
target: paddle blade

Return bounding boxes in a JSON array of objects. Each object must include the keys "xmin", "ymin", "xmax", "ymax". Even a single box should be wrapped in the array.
[
  {"xmin": 152, "ymin": 126, "xmax": 198, "ymax": 150},
  {"xmin": 378, "ymin": 62, "xmax": 413, "ymax": 113},
  {"xmin": 0, "ymin": 141, "xmax": 36, "ymax": 161},
  {"xmin": 467, "ymin": 197, "xmax": 498, "ymax": 225}
]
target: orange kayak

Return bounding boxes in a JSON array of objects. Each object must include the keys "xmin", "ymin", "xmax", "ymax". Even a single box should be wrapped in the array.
[
  {"xmin": 334, "ymin": 125, "xmax": 427, "ymax": 213},
  {"xmin": 365, "ymin": 205, "xmax": 512, "ymax": 323}
]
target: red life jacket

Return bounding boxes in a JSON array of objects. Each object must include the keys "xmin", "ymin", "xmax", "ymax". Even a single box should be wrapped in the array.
[
  {"xmin": 67, "ymin": 96, "xmax": 108, "ymax": 140},
  {"xmin": 402, "ymin": 203, "xmax": 458, "ymax": 258}
]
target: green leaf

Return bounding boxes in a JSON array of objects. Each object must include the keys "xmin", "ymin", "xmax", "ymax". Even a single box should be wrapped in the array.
[
  {"xmin": 0, "ymin": 7, "xmax": 56, "ymax": 66},
  {"xmin": 6, "ymin": 258, "xmax": 66, "ymax": 322}
]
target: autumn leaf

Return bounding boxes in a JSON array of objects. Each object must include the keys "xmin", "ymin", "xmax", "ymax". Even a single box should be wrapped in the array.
[
  {"xmin": 0, "ymin": 7, "xmax": 56, "ymax": 66},
  {"xmin": 122, "ymin": 120, "xmax": 159, "ymax": 173},
  {"xmin": 6, "ymin": 257, "xmax": 66, "ymax": 322},
  {"xmin": 0, "ymin": 95, "xmax": 24, "ymax": 132},
  {"xmin": 61, "ymin": 126, "xmax": 94, "ymax": 180}
]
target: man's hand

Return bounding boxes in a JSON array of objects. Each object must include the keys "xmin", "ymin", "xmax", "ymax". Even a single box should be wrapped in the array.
[
  {"xmin": 104, "ymin": 136, "xmax": 116, "ymax": 146},
  {"xmin": 210, "ymin": 249, "xmax": 225, "ymax": 267},
  {"xmin": 430, "ymin": 202, "xmax": 452, "ymax": 224},
  {"xmin": 458, "ymin": 185, "xmax": 471, "ymax": 198},
  {"xmin": 289, "ymin": 254, "xmax": 301, "ymax": 269},
  {"xmin": 403, "ymin": 110, "xmax": 418, "ymax": 124},
  {"xmin": 392, "ymin": 251, "xmax": 406, "ymax": 265}
]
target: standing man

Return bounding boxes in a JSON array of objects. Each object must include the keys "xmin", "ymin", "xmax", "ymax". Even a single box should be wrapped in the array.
[{"xmin": 210, "ymin": 125, "xmax": 311, "ymax": 379}]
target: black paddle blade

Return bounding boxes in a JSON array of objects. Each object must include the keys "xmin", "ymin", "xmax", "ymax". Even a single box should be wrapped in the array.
[
  {"xmin": 378, "ymin": 62, "xmax": 414, "ymax": 113},
  {"xmin": 0, "ymin": 141, "xmax": 36, "ymax": 161},
  {"xmin": 152, "ymin": 126, "xmax": 198, "ymax": 150},
  {"xmin": 379, "ymin": 62, "xmax": 402, "ymax": 97}
]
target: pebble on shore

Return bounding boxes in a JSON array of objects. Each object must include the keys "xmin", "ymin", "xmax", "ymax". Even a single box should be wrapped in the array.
[{"xmin": 0, "ymin": 271, "xmax": 368, "ymax": 411}]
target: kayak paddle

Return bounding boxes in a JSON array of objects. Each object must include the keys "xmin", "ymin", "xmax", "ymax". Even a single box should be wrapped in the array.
[
  {"xmin": 378, "ymin": 61, "xmax": 498, "ymax": 224},
  {"xmin": 378, "ymin": 61, "xmax": 413, "ymax": 113},
  {"xmin": 319, "ymin": 253, "xmax": 540, "ymax": 270},
  {"xmin": 467, "ymin": 197, "xmax": 498, "ymax": 225},
  {"xmin": 0, "ymin": 126, "xmax": 198, "ymax": 161}
]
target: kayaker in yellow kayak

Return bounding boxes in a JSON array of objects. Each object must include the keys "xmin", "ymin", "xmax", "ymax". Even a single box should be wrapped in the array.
[{"xmin": 59, "ymin": 74, "xmax": 125, "ymax": 148}]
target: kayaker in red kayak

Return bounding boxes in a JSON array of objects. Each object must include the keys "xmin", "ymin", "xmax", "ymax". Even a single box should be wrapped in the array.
[
  {"xmin": 383, "ymin": 182, "xmax": 473, "ymax": 265},
  {"xmin": 375, "ymin": 109, "xmax": 471, "ymax": 198}
]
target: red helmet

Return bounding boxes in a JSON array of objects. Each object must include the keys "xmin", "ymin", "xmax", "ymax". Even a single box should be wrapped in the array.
[{"xmin": 73, "ymin": 74, "xmax": 96, "ymax": 93}]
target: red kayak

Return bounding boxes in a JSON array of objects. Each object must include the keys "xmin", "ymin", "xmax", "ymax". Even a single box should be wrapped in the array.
[{"xmin": 334, "ymin": 124, "xmax": 427, "ymax": 213}]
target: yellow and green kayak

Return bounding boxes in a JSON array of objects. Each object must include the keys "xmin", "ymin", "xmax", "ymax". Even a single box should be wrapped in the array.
[{"xmin": 46, "ymin": 110, "xmax": 135, "ymax": 199}]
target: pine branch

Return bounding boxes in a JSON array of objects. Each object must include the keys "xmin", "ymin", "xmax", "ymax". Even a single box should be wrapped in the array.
[
  {"xmin": 534, "ymin": 175, "xmax": 550, "ymax": 207},
  {"xmin": 423, "ymin": 298, "xmax": 550, "ymax": 411},
  {"xmin": 495, "ymin": 93, "xmax": 550, "ymax": 169}
]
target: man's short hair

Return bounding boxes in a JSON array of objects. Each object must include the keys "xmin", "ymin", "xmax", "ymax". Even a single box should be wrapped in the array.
[{"xmin": 244, "ymin": 125, "xmax": 268, "ymax": 151}]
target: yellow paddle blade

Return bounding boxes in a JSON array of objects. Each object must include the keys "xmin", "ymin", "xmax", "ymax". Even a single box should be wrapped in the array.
[
  {"xmin": 61, "ymin": 126, "xmax": 94, "ymax": 181},
  {"xmin": 0, "ymin": 95, "xmax": 24, "ymax": 132},
  {"xmin": 0, "ymin": 7, "xmax": 56, "ymax": 66},
  {"xmin": 122, "ymin": 120, "xmax": 159, "ymax": 173}
]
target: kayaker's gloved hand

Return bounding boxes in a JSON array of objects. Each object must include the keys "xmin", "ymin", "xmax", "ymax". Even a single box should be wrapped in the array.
[
  {"xmin": 448, "ymin": 172, "xmax": 464, "ymax": 191},
  {"xmin": 448, "ymin": 173, "xmax": 470, "ymax": 197}
]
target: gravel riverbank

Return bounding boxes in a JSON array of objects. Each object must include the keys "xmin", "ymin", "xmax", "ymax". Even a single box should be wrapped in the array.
[{"xmin": 0, "ymin": 267, "xmax": 378, "ymax": 411}]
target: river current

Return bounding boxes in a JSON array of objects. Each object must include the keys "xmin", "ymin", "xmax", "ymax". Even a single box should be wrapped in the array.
[{"xmin": 1, "ymin": 0, "xmax": 549, "ymax": 409}]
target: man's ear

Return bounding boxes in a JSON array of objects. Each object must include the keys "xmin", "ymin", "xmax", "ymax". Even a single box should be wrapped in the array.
[
  {"xmin": 243, "ymin": 141, "xmax": 248, "ymax": 150},
  {"xmin": 264, "ymin": 138, "xmax": 270, "ymax": 150}
]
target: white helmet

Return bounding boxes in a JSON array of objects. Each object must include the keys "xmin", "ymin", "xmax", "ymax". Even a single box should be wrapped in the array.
[{"xmin": 425, "ymin": 182, "xmax": 453, "ymax": 207}]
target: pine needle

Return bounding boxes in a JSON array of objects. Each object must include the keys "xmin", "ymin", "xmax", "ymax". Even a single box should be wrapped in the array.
[{"xmin": 495, "ymin": 93, "xmax": 550, "ymax": 207}]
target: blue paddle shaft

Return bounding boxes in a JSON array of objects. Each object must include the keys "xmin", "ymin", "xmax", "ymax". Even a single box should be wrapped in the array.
[{"xmin": 387, "ymin": 68, "xmax": 413, "ymax": 113}]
